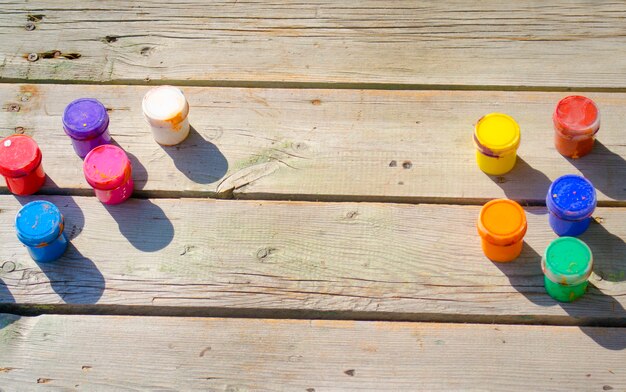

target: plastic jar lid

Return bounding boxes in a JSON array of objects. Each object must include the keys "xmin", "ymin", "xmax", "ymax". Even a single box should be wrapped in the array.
[
  {"xmin": 477, "ymin": 199, "xmax": 527, "ymax": 246},
  {"xmin": 553, "ymin": 95, "xmax": 600, "ymax": 136},
  {"xmin": 15, "ymin": 200, "xmax": 64, "ymax": 247},
  {"xmin": 142, "ymin": 86, "xmax": 189, "ymax": 122},
  {"xmin": 546, "ymin": 175, "xmax": 596, "ymax": 221},
  {"xmin": 474, "ymin": 113, "xmax": 521, "ymax": 157},
  {"xmin": 0, "ymin": 135, "xmax": 42, "ymax": 178},
  {"xmin": 542, "ymin": 237, "xmax": 593, "ymax": 286},
  {"xmin": 83, "ymin": 144, "xmax": 132, "ymax": 190},
  {"xmin": 62, "ymin": 98, "xmax": 110, "ymax": 140}
]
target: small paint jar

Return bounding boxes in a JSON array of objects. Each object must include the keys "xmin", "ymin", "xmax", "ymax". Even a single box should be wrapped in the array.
[
  {"xmin": 474, "ymin": 113, "xmax": 521, "ymax": 175},
  {"xmin": 0, "ymin": 135, "xmax": 46, "ymax": 195},
  {"xmin": 142, "ymin": 86, "xmax": 190, "ymax": 146},
  {"xmin": 542, "ymin": 237, "xmax": 593, "ymax": 302},
  {"xmin": 15, "ymin": 200, "xmax": 68, "ymax": 262},
  {"xmin": 62, "ymin": 98, "xmax": 112, "ymax": 158},
  {"xmin": 546, "ymin": 175, "xmax": 596, "ymax": 237},
  {"xmin": 477, "ymin": 199, "xmax": 527, "ymax": 262},
  {"xmin": 83, "ymin": 144, "xmax": 133, "ymax": 205},
  {"xmin": 553, "ymin": 96, "xmax": 600, "ymax": 159}
]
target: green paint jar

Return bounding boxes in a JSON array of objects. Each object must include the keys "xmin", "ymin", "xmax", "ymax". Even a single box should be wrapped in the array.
[{"xmin": 541, "ymin": 237, "xmax": 593, "ymax": 302}]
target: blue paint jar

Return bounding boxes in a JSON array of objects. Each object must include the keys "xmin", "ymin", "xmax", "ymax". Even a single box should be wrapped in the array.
[
  {"xmin": 546, "ymin": 175, "xmax": 596, "ymax": 237},
  {"xmin": 62, "ymin": 98, "xmax": 111, "ymax": 158},
  {"xmin": 15, "ymin": 200, "xmax": 68, "ymax": 262}
]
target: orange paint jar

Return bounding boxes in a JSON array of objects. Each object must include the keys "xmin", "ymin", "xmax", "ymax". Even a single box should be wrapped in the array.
[
  {"xmin": 553, "ymin": 96, "xmax": 600, "ymax": 159},
  {"xmin": 477, "ymin": 199, "xmax": 527, "ymax": 262}
]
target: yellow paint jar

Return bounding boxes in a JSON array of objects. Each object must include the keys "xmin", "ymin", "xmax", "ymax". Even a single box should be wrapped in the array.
[{"xmin": 474, "ymin": 113, "xmax": 521, "ymax": 175}]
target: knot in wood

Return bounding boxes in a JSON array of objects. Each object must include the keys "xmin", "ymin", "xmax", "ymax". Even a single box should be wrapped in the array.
[
  {"xmin": 345, "ymin": 210, "xmax": 359, "ymax": 219},
  {"xmin": 256, "ymin": 247, "xmax": 276, "ymax": 260},
  {"xmin": 1, "ymin": 261, "xmax": 15, "ymax": 273}
]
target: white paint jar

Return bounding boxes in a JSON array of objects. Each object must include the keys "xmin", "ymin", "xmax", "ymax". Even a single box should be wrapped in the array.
[{"xmin": 142, "ymin": 86, "xmax": 190, "ymax": 146}]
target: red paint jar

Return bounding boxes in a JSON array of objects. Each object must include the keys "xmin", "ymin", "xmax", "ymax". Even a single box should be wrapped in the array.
[
  {"xmin": 553, "ymin": 96, "xmax": 600, "ymax": 159},
  {"xmin": 0, "ymin": 135, "xmax": 46, "ymax": 195}
]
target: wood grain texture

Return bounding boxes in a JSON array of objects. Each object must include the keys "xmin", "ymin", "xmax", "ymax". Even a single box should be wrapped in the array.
[
  {"xmin": 0, "ymin": 314, "xmax": 624, "ymax": 391},
  {"xmin": 1, "ymin": 84, "xmax": 625, "ymax": 203},
  {"xmin": 2, "ymin": 1, "xmax": 626, "ymax": 88},
  {"xmin": 0, "ymin": 196, "xmax": 624, "ymax": 324}
]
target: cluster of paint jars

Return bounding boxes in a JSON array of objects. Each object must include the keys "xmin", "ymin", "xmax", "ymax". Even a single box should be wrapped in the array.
[
  {"xmin": 0, "ymin": 89, "xmax": 610, "ymax": 304},
  {"xmin": 475, "ymin": 95, "xmax": 600, "ymax": 303},
  {"xmin": 474, "ymin": 95, "xmax": 600, "ymax": 175},
  {"xmin": 0, "ymin": 86, "xmax": 190, "ymax": 262}
]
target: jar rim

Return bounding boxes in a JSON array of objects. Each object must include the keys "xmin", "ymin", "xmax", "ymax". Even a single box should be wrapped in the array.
[
  {"xmin": 546, "ymin": 175, "xmax": 597, "ymax": 220},
  {"xmin": 477, "ymin": 199, "xmax": 527, "ymax": 246},
  {"xmin": 15, "ymin": 200, "xmax": 64, "ymax": 247},
  {"xmin": 553, "ymin": 95, "xmax": 600, "ymax": 135},
  {"xmin": 0, "ymin": 135, "xmax": 42, "ymax": 178},
  {"xmin": 142, "ymin": 86, "xmax": 189, "ymax": 122},
  {"xmin": 62, "ymin": 98, "xmax": 110, "ymax": 140},
  {"xmin": 83, "ymin": 144, "xmax": 132, "ymax": 190},
  {"xmin": 474, "ymin": 113, "xmax": 521, "ymax": 156},
  {"xmin": 542, "ymin": 237, "xmax": 593, "ymax": 286}
]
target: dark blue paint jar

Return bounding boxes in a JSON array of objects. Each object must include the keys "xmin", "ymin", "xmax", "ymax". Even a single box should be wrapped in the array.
[
  {"xmin": 546, "ymin": 175, "xmax": 596, "ymax": 237},
  {"xmin": 15, "ymin": 200, "xmax": 68, "ymax": 262},
  {"xmin": 62, "ymin": 98, "xmax": 111, "ymax": 158}
]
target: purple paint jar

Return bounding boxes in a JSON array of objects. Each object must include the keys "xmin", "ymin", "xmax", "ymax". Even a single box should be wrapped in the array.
[{"xmin": 62, "ymin": 98, "xmax": 112, "ymax": 158}]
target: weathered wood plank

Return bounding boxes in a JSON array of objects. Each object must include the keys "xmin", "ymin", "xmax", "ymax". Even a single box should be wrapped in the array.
[
  {"xmin": 2, "ymin": 1, "xmax": 626, "ymax": 88},
  {"xmin": 1, "ymin": 84, "xmax": 625, "ymax": 203},
  {"xmin": 0, "ymin": 196, "xmax": 624, "ymax": 324},
  {"xmin": 0, "ymin": 314, "xmax": 624, "ymax": 391}
]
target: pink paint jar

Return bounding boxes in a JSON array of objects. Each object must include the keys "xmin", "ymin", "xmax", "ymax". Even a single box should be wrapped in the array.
[{"xmin": 83, "ymin": 145, "xmax": 133, "ymax": 205}]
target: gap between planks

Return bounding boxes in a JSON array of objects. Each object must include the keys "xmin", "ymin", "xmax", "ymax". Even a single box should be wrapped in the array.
[
  {"xmin": 1, "ymin": 189, "xmax": 624, "ymax": 208},
  {"xmin": 8, "ymin": 78, "xmax": 626, "ymax": 94},
  {"xmin": 1, "ymin": 304, "xmax": 626, "ymax": 329}
]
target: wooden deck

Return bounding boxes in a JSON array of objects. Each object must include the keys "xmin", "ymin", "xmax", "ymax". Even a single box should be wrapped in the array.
[{"xmin": 0, "ymin": 1, "xmax": 625, "ymax": 390}]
